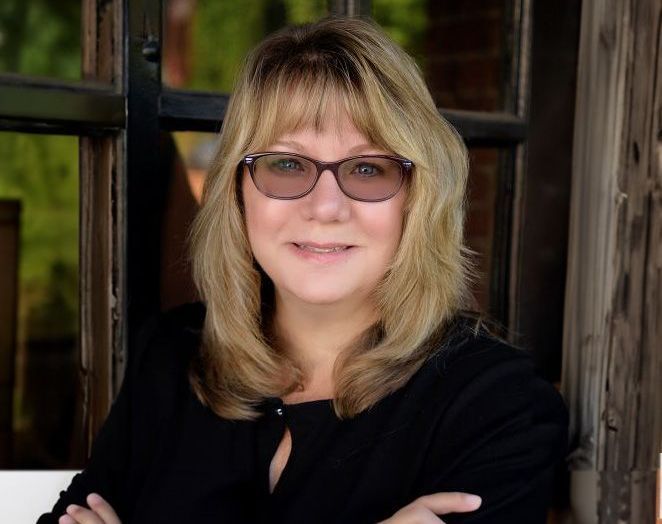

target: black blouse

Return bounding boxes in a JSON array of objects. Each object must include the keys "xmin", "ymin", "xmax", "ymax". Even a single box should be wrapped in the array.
[{"xmin": 38, "ymin": 301, "xmax": 568, "ymax": 524}]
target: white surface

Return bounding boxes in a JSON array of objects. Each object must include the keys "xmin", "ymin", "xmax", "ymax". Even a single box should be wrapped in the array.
[{"xmin": 0, "ymin": 470, "xmax": 79, "ymax": 523}]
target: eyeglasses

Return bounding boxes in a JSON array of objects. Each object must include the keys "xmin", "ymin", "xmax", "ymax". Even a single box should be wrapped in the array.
[{"xmin": 240, "ymin": 152, "xmax": 413, "ymax": 202}]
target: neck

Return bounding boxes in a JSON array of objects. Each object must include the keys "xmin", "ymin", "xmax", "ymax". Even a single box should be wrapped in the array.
[{"xmin": 271, "ymin": 289, "xmax": 378, "ymax": 393}]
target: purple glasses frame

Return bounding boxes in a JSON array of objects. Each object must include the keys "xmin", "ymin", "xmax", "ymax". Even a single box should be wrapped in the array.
[{"xmin": 240, "ymin": 151, "xmax": 414, "ymax": 202}]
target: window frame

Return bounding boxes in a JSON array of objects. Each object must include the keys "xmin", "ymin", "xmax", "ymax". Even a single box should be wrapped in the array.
[{"xmin": 0, "ymin": 0, "xmax": 533, "ymax": 452}]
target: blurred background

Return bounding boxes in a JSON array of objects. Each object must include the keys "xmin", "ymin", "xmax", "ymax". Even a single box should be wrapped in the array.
[{"xmin": 0, "ymin": 1, "xmax": 659, "ymax": 523}]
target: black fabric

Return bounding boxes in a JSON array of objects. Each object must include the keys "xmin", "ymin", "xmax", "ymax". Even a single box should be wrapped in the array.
[{"xmin": 38, "ymin": 302, "xmax": 568, "ymax": 524}]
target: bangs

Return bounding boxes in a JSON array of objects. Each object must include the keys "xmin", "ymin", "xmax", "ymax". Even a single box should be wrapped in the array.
[{"xmin": 247, "ymin": 62, "xmax": 393, "ymax": 153}]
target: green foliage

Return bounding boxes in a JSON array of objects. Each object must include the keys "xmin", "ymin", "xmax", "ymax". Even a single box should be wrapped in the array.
[
  {"xmin": 0, "ymin": 0, "xmax": 80, "ymax": 79},
  {"xmin": 373, "ymin": 0, "xmax": 428, "ymax": 69},
  {"xmin": 27, "ymin": 259, "xmax": 79, "ymax": 339},
  {"xmin": 283, "ymin": 0, "xmax": 327, "ymax": 25},
  {"xmin": 0, "ymin": 0, "xmax": 80, "ymax": 340},
  {"xmin": 185, "ymin": 0, "xmax": 327, "ymax": 92},
  {"xmin": 0, "ymin": 133, "xmax": 79, "ymax": 339}
]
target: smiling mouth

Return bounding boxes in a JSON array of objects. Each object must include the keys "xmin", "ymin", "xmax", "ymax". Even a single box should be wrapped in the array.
[{"xmin": 293, "ymin": 243, "xmax": 353, "ymax": 253}]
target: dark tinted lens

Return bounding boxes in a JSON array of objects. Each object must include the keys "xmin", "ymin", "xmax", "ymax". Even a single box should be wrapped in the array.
[
  {"xmin": 338, "ymin": 157, "xmax": 403, "ymax": 200},
  {"xmin": 252, "ymin": 154, "xmax": 316, "ymax": 198}
]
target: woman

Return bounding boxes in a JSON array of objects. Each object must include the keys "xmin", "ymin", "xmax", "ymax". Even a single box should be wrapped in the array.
[{"xmin": 40, "ymin": 16, "xmax": 568, "ymax": 524}]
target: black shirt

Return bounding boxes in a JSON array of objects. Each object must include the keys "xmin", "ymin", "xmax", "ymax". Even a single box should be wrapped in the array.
[{"xmin": 38, "ymin": 301, "xmax": 568, "ymax": 523}]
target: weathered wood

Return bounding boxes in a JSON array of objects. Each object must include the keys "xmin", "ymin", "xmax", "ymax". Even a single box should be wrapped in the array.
[
  {"xmin": 506, "ymin": 0, "xmax": 532, "ymax": 332},
  {"xmin": 80, "ymin": 0, "xmax": 126, "ymax": 456},
  {"xmin": 0, "ymin": 76, "xmax": 124, "ymax": 131},
  {"xmin": 562, "ymin": 0, "xmax": 662, "ymax": 522}
]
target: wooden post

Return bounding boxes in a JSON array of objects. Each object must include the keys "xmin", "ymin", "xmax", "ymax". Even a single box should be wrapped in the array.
[
  {"xmin": 80, "ymin": 0, "xmax": 126, "ymax": 456},
  {"xmin": 562, "ymin": 0, "xmax": 662, "ymax": 522}
]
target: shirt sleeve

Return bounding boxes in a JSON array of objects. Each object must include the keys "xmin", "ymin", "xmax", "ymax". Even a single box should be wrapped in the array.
[
  {"xmin": 416, "ymin": 351, "xmax": 569, "ymax": 523},
  {"xmin": 36, "ymin": 312, "xmax": 164, "ymax": 524}
]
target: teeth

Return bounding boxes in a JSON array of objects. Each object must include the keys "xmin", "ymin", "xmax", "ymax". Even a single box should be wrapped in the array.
[{"xmin": 297, "ymin": 244, "xmax": 349, "ymax": 253}]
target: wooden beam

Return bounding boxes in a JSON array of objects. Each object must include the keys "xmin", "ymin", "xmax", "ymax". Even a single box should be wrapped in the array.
[
  {"xmin": 442, "ymin": 109, "xmax": 527, "ymax": 146},
  {"xmin": 159, "ymin": 89, "xmax": 228, "ymax": 132},
  {"xmin": 0, "ymin": 75, "xmax": 124, "ymax": 131},
  {"xmin": 562, "ymin": 0, "xmax": 662, "ymax": 522}
]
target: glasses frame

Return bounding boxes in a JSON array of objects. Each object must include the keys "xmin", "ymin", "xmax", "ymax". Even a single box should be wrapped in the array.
[{"xmin": 241, "ymin": 151, "xmax": 414, "ymax": 202}]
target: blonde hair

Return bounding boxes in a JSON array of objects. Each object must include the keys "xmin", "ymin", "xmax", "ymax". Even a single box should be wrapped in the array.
[{"xmin": 187, "ymin": 16, "xmax": 475, "ymax": 420}]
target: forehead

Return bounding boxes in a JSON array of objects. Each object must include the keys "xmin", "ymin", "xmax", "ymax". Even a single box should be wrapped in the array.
[
  {"xmin": 249, "ymin": 76, "xmax": 387, "ymax": 153},
  {"xmin": 271, "ymin": 111, "xmax": 371, "ymax": 148}
]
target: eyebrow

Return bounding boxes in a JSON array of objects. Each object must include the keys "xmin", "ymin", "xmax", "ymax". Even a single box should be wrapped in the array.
[{"xmin": 272, "ymin": 140, "xmax": 378, "ymax": 155}]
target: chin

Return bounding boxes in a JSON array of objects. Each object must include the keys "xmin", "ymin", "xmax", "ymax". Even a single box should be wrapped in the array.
[
  {"xmin": 282, "ymin": 281, "xmax": 359, "ymax": 306},
  {"xmin": 291, "ymin": 290, "xmax": 353, "ymax": 306}
]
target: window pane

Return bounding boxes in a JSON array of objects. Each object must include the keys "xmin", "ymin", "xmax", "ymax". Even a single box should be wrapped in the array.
[
  {"xmin": 465, "ymin": 147, "xmax": 512, "ymax": 316},
  {"xmin": 374, "ymin": 0, "xmax": 517, "ymax": 111},
  {"xmin": 0, "ymin": 132, "xmax": 81, "ymax": 469},
  {"xmin": 159, "ymin": 131, "xmax": 217, "ymax": 310},
  {"xmin": 163, "ymin": 0, "xmax": 328, "ymax": 91},
  {"xmin": 171, "ymin": 131, "xmax": 216, "ymax": 204},
  {"xmin": 0, "ymin": 0, "xmax": 81, "ymax": 81}
]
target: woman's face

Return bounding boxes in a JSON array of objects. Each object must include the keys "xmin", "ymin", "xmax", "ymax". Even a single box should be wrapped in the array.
[{"xmin": 241, "ymin": 111, "xmax": 407, "ymax": 310}]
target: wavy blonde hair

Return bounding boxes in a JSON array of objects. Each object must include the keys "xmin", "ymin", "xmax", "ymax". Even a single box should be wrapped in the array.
[{"xmin": 187, "ymin": 16, "xmax": 475, "ymax": 420}]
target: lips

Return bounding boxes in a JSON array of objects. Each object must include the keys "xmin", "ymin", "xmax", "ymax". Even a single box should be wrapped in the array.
[
  {"xmin": 289, "ymin": 242, "xmax": 356, "ymax": 262},
  {"xmin": 294, "ymin": 243, "xmax": 352, "ymax": 253}
]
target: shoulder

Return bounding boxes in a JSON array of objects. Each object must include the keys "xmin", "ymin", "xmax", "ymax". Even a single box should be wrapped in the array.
[
  {"xmin": 127, "ymin": 301, "xmax": 207, "ymax": 389},
  {"xmin": 406, "ymin": 317, "xmax": 569, "ymax": 518},
  {"xmin": 149, "ymin": 300, "xmax": 207, "ymax": 336},
  {"xmin": 133, "ymin": 301, "xmax": 206, "ymax": 352},
  {"xmin": 415, "ymin": 315, "xmax": 533, "ymax": 391},
  {"xmin": 411, "ymin": 314, "xmax": 568, "ymax": 434}
]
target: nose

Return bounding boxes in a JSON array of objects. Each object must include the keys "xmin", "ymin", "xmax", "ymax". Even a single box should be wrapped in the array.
[{"xmin": 301, "ymin": 169, "xmax": 351, "ymax": 222}]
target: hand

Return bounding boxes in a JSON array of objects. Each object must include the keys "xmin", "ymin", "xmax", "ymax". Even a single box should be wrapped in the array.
[
  {"xmin": 378, "ymin": 492, "xmax": 482, "ymax": 523},
  {"xmin": 58, "ymin": 493, "xmax": 121, "ymax": 524}
]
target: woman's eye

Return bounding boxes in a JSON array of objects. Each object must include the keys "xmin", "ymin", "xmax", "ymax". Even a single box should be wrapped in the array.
[
  {"xmin": 275, "ymin": 158, "xmax": 301, "ymax": 170},
  {"xmin": 354, "ymin": 163, "xmax": 381, "ymax": 176}
]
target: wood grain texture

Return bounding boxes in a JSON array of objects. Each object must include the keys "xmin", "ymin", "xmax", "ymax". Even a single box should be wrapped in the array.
[
  {"xmin": 562, "ymin": 0, "xmax": 662, "ymax": 521},
  {"xmin": 80, "ymin": 0, "xmax": 126, "ymax": 456}
]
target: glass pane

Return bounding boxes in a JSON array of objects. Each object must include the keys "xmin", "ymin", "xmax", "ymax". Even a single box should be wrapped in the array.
[
  {"xmin": 0, "ymin": 132, "xmax": 81, "ymax": 469},
  {"xmin": 171, "ymin": 131, "xmax": 217, "ymax": 203},
  {"xmin": 373, "ymin": 0, "xmax": 516, "ymax": 111},
  {"xmin": 159, "ymin": 132, "xmax": 217, "ymax": 310},
  {"xmin": 163, "ymin": 0, "xmax": 328, "ymax": 91},
  {"xmin": 0, "ymin": 0, "xmax": 81, "ymax": 81},
  {"xmin": 465, "ymin": 148, "xmax": 511, "ymax": 315}
]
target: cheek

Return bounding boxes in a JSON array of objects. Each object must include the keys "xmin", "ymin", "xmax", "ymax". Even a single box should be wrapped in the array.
[
  {"xmin": 347, "ymin": 206, "xmax": 404, "ymax": 297},
  {"xmin": 242, "ymin": 173, "xmax": 288, "ymax": 253},
  {"xmin": 358, "ymin": 197, "xmax": 406, "ymax": 258},
  {"xmin": 242, "ymin": 173, "xmax": 269, "ymax": 251}
]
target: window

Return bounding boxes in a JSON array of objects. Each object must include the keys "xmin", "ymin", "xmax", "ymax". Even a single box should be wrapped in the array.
[
  {"xmin": 0, "ymin": 0, "xmax": 572, "ymax": 470},
  {"xmin": 0, "ymin": 133, "xmax": 80, "ymax": 469}
]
